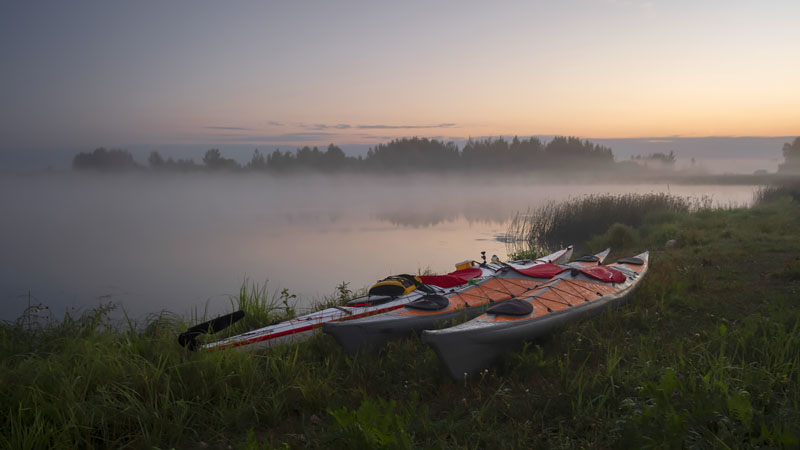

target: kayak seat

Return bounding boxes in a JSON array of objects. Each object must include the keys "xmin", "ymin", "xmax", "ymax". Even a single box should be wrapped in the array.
[
  {"xmin": 405, "ymin": 294, "xmax": 450, "ymax": 311},
  {"xmin": 575, "ymin": 254, "xmax": 600, "ymax": 263},
  {"xmin": 487, "ymin": 299, "xmax": 533, "ymax": 317},
  {"xmin": 346, "ymin": 295, "xmax": 394, "ymax": 308},
  {"xmin": 512, "ymin": 263, "xmax": 567, "ymax": 279},
  {"xmin": 579, "ymin": 266, "xmax": 627, "ymax": 283},
  {"xmin": 617, "ymin": 257, "xmax": 644, "ymax": 265}
]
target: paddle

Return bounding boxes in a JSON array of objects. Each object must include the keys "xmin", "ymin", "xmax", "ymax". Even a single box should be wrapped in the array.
[{"xmin": 178, "ymin": 310, "xmax": 245, "ymax": 351}]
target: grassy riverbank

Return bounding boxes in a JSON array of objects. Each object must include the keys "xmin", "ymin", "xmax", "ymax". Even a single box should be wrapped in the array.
[{"xmin": 2, "ymin": 188, "xmax": 800, "ymax": 449}]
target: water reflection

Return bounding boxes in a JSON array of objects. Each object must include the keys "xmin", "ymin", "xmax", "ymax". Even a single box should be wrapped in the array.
[{"xmin": 374, "ymin": 199, "xmax": 517, "ymax": 227}]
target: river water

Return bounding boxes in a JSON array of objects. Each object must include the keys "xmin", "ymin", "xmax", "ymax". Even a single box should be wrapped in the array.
[{"xmin": 0, "ymin": 173, "xmax": 758, "ymax": 321}]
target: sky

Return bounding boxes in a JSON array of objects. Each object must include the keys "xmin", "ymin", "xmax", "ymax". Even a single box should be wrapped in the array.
[{"xmin": 1, "ymin": 0, "xmax": 798, "ymax": 158}]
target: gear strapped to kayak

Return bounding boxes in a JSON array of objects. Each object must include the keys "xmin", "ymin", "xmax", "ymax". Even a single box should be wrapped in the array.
[{"xmin": 368, "ymin": 274, "xmax": 424, "ymax": 297}]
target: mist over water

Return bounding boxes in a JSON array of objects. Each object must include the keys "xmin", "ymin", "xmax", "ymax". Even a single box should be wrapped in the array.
[{"xmin": 0, "ymin": 173, "xmax": 758, "ymax": 321}]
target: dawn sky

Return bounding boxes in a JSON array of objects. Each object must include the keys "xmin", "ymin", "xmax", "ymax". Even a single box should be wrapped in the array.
[{"xmin": 1, "ymin": 0, "xmax": 798, "ymax": 152}]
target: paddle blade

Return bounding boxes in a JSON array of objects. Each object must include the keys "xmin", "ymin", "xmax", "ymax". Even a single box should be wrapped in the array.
[{"xmin": 178, "ymin": 310, "xmax": 245, "ymax": 350}]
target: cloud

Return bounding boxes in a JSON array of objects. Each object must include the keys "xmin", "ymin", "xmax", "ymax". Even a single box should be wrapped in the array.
[
  {"xmin": 299, "ymin": 122, "xmax": 457, "ymax": 131},
  {"xmin": 266, "ymin": 121, "xmax": 283, "ymax": 127},
  {"xmin": 204, "ymin": 126, "xmax": 252, "ymax": 131},
  {"xmin": 300, "ymin": 123, "xmax": 353, "ymax": 130},
  {"xmin": 203, "ymin": 131, "xmax": 342, "ymax": 143},
  {"xmin": 357, "ymin": 123, "xmax": 457, "ymax": 130}
]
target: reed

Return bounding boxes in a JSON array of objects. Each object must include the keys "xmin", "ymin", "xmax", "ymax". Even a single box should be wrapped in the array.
[{"xmin": 506, "ymin": 192, "xmax": 711, "ymax": 253}]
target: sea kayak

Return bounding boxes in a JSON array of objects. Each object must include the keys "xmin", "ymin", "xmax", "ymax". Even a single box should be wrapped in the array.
[
  {"xmin": 323, "ymin": 247, "xmax": 600, "ymax": 355},
  {"xmin": 423, "ymin": 251, "xmax": 649, "ymax": 379},
  {"xmin": 183, "ymin": 246, "xmax": 574, "ymax": 352}
]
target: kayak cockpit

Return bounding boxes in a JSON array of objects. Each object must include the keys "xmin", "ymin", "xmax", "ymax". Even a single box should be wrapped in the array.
[
  {"xmin": 487, "ymin": 299, "xmax": 534, "ymax": 317},
  {"xmin": 405, "ymin": 294, "xmax": 450, "ymax": 311}
]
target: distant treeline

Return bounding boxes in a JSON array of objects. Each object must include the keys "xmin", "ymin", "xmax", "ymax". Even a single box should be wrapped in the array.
[
  {"xmin": 72, "ymin": 136, "xmax": 615, "ymax": 173},
  {"xmin": 71, "ymin": 136, "xmax": 800, "ymax": 175}
]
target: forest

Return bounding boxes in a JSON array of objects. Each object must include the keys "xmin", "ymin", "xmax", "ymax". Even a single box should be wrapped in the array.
[
  {"xmin": 72, "ymin": 136, "xmax": 613, "ymax": 173},
  {"xmin": 71, "ymin": 136, "xmax": 800, "ymax": 176}
]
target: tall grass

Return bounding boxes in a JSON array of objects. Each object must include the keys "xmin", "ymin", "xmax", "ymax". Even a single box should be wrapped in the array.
[
  {"xmin": 189, "ymin": 279, "xmax": 364, "ymax": 347},
  {"xmin": 506, "ymin": 192, "xmax": 711, "ymax": 253}
]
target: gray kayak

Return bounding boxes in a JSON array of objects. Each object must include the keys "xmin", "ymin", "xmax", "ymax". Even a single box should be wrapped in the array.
[
  {"xmin": 323, "ymin": 247, "xmax": 605, "ymax": 355},
  {"xmin": 422, "ymin": 251, "xmax": 649, "ymax": 379}
]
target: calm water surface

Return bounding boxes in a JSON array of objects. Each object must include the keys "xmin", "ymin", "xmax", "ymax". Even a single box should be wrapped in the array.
[{"xmin": 0, "ymin": 174, "xmax": 758, "ymax": 320}]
